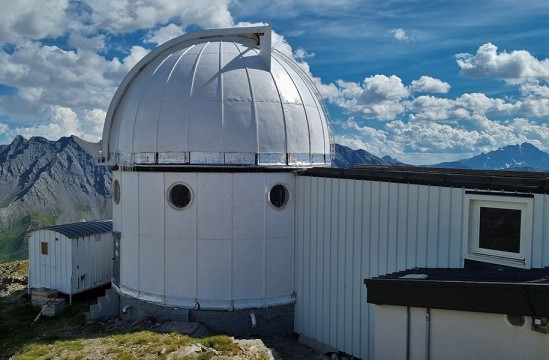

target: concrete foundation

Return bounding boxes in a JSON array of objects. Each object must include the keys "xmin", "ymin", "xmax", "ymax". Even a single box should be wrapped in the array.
[{"xmin": 119, "ymin": 293, "xmax": 294, "ymax": 336}]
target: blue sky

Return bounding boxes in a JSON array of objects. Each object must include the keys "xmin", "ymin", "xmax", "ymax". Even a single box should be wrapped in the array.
[{"xmin": 0, "ymin": 0, "xmax": 548, "ymax": 164}]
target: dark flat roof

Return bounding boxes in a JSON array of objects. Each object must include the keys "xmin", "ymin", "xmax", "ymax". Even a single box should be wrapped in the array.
[
  {"xmin": 300, "ymin": 166, "xmax": 549, "ymax": 194},
  {"xmin": 365, "ymin": 267, "xmax": 549, "ymax": 316},
  {"xmin": 43, "ymin": 219, "xmax": 113, "ymax": 239}
]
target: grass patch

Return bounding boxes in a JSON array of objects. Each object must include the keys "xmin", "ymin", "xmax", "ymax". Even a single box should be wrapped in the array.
[
  {"xmin": 0, "ymin": 260, "xmax": 246, "ymax": 360},
  {"xmin": 2, "ymin": 294, "xmax": 243, "ymax": 359},
  {"xmin": 0, "ymin": 221, "xmax": 27, "ymax": 263},
  {"xmin": 0, "ymin": 291, "xmax": 102, "ymax": 359},
  {"xmin": 0, "ymin": 208, "xmax": 58, "ymax": 263},
  {"xmin": 202, "ymin": 335, "xmax": 240, "ymax": 355}
]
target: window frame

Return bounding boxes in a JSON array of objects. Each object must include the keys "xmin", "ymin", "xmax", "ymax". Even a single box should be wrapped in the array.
[
  {"xmin": 41, "ymin": 241, "xmax": 49, "ymax": 255},
  {"xmin": 167, "ymin": 182, "xmax": 193, "ymax": 210},
  {"xmin": 267, "ymin": 182, "xmax": 292, "ymax": 210},
  {"xmin": 463, "ymin": 194, "xmax": 533, "ymax": 268},
  {"xmin": 113, "ymin": 179, "xmax": 121, "ymax": 205}
]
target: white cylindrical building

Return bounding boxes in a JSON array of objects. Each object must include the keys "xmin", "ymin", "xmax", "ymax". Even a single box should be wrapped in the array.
[{"xmin": 102, "ymin": 25, "xmax": 331, "ymax": 333}]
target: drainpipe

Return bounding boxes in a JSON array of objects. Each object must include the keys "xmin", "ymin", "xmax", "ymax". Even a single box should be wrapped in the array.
[
  {"xmin": 425, "ymin": 308, "xmax": 431, "ymax": 360},
  {"xmin": 406, "ymin": 306, "xmax": 411, "ymax": 360},
  {"xmin": 250, "ymin": 312, "xmax": 257, "ymax": 328}
]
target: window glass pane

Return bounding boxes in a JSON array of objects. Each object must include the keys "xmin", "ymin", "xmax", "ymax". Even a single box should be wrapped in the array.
[
  {"xmin": 169, "ymin": 184, "xmax": 192, "ymax": 209},
  {"xmin": 113, "ymin": 179, "xmax": 121, "ymax": 205},
  {"xmin": 479, "ymin": 207, "xmax": 521, "ymax": 253},
  {"xmin": 41, "ymin": 242, "xmax": 48, "ymax": 255},
  {"xmin": 269, "ymin": 184, "xmax": 288, "ymax": 208}
]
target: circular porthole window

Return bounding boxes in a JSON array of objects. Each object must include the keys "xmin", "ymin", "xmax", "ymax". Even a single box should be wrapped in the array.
[
  {"xmin": 113, "ymin": 179, "xmax": 121, "ymax": 205},
  {"xmin": 268, "ymin": 183, "xmax": 291, "ymax": 209},
  {"xmin": 168, "ymin": 183, "xmax": 193, "ymax": 210}
]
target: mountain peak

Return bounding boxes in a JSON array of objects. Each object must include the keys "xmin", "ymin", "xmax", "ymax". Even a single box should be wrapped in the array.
[
  {"xmin": 333, "ymin": 144, "xmax": 405, "ymax": 168},
  {"xmin": 433, "ymin": 143, "xmax": 549, "ymax": 171}
]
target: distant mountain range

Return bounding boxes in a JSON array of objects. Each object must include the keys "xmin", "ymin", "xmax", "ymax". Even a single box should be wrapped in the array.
[
  {"xmin": 334, "ymin": 142, "xmax": 549, "ymax": 171},
  {"xmin": 0, "ymin": 135, "xmax": 111, "ymax": 262},
  {"xmin": 430, "ymin": 143, "xmax": 549, "ymax": 171},
  {"xmin": 332, "ymin": 144, "xmax": 404, "ymax": 168}
]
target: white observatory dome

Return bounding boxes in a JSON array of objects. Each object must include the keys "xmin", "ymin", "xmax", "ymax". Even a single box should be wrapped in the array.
[{"xmin": 102, "ymin": 25, "xmax": 332, "ymax": 167}]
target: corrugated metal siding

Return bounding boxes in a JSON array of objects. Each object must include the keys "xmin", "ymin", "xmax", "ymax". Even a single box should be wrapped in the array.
[
  {"xmin": 295, "ymin": 177, "xmax": 464, "ymax": 359},
  {"xmin": 29, "ymin": 229, "xmax": 113, "ymax": 295},
  {"xmin": 29, "ymin": 230, "xmax": 72, "ymax": 293},
  {"xmin": 295, "ymin": 176, "xmax": 549, "ymax": 359},
  {"xmin": 44, "ymin": 220, "xmax": 112, "ymax": 239}
]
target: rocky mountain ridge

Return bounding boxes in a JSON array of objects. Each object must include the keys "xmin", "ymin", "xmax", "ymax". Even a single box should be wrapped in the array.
[
  {"xmin": 0, "ymin": 135, "xmax": 112, "ymax": 262},
  {"xmin": 431, "ymin": 143, "xmax": 549, "ymax": 171},
  {"xmin": 332, "ymin": 144, "xmax": 404, "ymax": 168}
]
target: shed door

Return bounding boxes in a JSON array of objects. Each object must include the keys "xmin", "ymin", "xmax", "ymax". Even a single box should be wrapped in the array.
[{"xmin": 112, "ymin": 231, "xmax": 121, "ymax": 286}]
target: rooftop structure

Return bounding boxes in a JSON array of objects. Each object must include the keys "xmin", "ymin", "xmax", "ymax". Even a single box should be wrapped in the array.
[{"xmin": 102, "ymin": 25, "xmax": 332, "ymax": 168}]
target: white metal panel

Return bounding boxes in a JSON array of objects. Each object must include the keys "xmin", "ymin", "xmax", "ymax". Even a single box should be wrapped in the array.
[
  {"xmin": 120, "ymin": 171, "xmax": 139, "ymax": 290},
  {"xmin": 112, "ymin": 172, "xmax": 122, "ymax": 232},
  {"xmin": 114, "ymin": 102, "xmax": 138, "ymax": 160},
  {"xmin": 265, "ymin": 236, "xmax": 294, "ymax": 298},
  {"xmin": 164, "ymin": 237, "xmax": 196, "ymax": 300},
  {"xmin": 191, "ymin": 50, "xmax": 220, "ymax": 100},
  {"xmin": 532, "ymin": 193, "xmax": 545, "ymax": 268},
  {"xmin": 256, "ymin": 102, "xmax": 286, "ymax": 154},
  {"xmin": 534, "ymin": 195, "xmax": 549, "ymax": 266},
  {"xmin": 232, "ymin": 239, "xmax": 264, "ymax": 299},
  {"xmin": 294, "ymin": 177, "xmax": 467, "ymax": 360},
  {"xmin": 156, "ymin": 103, "xmax": 190, "ymax": 152},
  {"xmin": 138, "ymin": 235, "xmax": 165, "ymax": 294},
  {"xmin": 221, "ymin": 58, "xmax": 252, "ymax": 102},
  {"xmin": 197, "ymin": 173, "xmax": 231, "ymax": 240},
  {"xmin": 138, "ymin": 172, "xmax": 165, "ymax": 237},
  {"xmin": 188, "ymin": 100, "xmax": 222, "ymax": 152},
  {"xmin": 283, "ymin": 104, "xmax": 309, "ymax": 154},
  {"xmin": 222, "ymin": 101, "xmax": 256, "ymax": 153},
  {"xmin": 232, "ymin": 201, "xmax": 264, "ymax": 240},
  {"xmin": 232, "ymin": 173, "xmax": 265, "ymax": 203},
  {"xmin": 197, "ymin": 239, "xmax": 231, "ymax": 302},
  {"xmin": 72, "ymin": 233, "xmax": 113, "ymax": 293}
]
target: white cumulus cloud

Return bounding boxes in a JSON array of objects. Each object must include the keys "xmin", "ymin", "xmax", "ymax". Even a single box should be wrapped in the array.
[
  {"xmin": 331, "ymin": 75, "xmax": 410, "ymax": 120},
  {"xmin": 0, "ymin": 0, "xmax": 69, "ymax": 45},
  {"xmin": 82, "ymin": 0, "xmax": 234, "ymax": 34},
  {"xmin": 456, "ymin": 43, "xmax": 549, "ymax": 84},
  {"xmin": 145, "ymin": 23, "xmax": 185, "ymax": 45},
  {"xmin": 410, "ymin": 76, "xmax": 450, "ymax": 93},
  {"xmin": 13, "ymin": 106, "xmax": 81, "ymax": 140},
  {"xmin": 389, "ymin": 28, "xmax": 414, "ymax": 42}
]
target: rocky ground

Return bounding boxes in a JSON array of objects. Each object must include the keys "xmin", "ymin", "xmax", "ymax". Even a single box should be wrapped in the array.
[
  {"xmin": 0, "ymin": 260, "xmax": 338, "ymax": 360},
  {"xmin": 0, "ymin": 260, "xmax": 27, "ymax": 297}
]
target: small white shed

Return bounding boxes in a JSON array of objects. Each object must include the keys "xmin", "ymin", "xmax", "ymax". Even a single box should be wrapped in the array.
[{"xmin": 28, "ymin": 219, "xmax": 113, "ymax": 304}]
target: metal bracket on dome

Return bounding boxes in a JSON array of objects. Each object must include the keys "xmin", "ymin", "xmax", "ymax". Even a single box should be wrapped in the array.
[{"xmin": 259, "ymin": 23, "xmax": 272, "ymax": 71}]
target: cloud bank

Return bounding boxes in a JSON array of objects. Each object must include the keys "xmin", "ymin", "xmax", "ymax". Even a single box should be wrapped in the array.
[{"xmin": 0, "ymin": 1, "xmax": 547, "ymax": 166}]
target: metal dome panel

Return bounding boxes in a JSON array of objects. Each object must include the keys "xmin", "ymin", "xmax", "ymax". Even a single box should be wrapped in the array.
[{"xmin": 102, "ymin": 25, "xmax": 332, "ymax": 167}]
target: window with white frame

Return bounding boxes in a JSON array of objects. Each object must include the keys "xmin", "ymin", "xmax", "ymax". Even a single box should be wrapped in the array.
[{"xmin": 464, "ymin": 193, "xmax": 533, "ymax": 268}]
